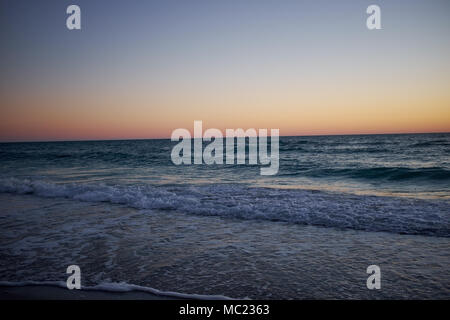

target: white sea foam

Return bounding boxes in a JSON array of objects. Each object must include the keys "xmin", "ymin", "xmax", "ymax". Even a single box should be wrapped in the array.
[
  {"xmin": 0, "ymin": 177, "xmax": 448, "ymax": 237},
  {"xmin": 0, "ymin": 280, "xmax": 234, "ymax": 300}
]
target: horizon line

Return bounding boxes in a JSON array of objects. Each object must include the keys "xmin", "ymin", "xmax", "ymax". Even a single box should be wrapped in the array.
[{"xmin": 1, "ymin": 130, "xmax": 449, "ymax": 144}]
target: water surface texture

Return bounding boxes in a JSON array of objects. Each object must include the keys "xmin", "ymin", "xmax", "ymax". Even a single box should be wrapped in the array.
[{"xmin": 0, "ymin": 133, "xmax": 449, "ymax": 298}]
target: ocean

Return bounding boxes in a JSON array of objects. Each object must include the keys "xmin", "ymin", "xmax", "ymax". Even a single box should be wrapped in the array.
[{"xmin": 0, "ymin": 133, "xmax": 449, "ymax": 299}]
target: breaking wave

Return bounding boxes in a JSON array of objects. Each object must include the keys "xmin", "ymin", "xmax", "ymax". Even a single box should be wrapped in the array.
[{"xmin": 0, "ymin": 178, "xmax": 448, "ymax": 237}]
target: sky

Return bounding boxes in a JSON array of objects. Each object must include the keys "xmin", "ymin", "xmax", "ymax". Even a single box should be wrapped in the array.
[{"xmin": 0, "ymin": 0, "xmax": 449, "ymax": 142}]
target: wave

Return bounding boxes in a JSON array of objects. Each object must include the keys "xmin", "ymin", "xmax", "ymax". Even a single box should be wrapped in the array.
[
  {"xmin": 282, "ymin": 166, "xmax": 450, "ymax": 181},
  {"xmin": 0, "ymin": 150, "xmax": 166, "ymax": 163},
  {"xmin": 0, "ymin": 280, "xmax": 234, "ymax": 300},
  {"xmin": 0, "ymin": 178, "xmax": 449, "ymax": 237},
  {"xmin": 410, "ymin": 140, "xmax": 449, "ymax": 148}
]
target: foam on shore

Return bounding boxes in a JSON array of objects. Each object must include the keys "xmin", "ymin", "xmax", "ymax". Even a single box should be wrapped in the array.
[{"xmin": 0, "ymin": 281, "xmax": 234, "ymax": 300}]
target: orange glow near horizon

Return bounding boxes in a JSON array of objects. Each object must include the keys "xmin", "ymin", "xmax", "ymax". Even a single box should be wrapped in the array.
[
  {"xmin": 1, "ymin": 81, "xmax": 449, "ymax": 142},
  {"xmin": 1, "ymin": 1, "xmax": 449, "ymax": 142}
]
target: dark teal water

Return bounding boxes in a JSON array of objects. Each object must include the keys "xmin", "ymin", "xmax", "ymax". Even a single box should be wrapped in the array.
[
  {"xmin": 0, "ymin": 133, "xmax": 449, "ymax": 236},
  {"xmin": 0, "ymin": 133, "xmax": 449, "ymax": 298},
  {"xmin": 1, "ymin": 133, "xmax": 449, "ymax": 195}
]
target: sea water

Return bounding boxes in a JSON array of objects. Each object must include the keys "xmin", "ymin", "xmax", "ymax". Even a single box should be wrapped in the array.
[{"xmin": 0, "ymin": 133, "xmax": 449, "ymax": 298}]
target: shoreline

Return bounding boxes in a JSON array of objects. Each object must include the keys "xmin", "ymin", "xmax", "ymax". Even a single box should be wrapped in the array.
[
  {"xmin": 1, "ymin": 194, "xmax": 448, "ymax": 299},
  {"xmin": 0, "ymin": 285, "xmax": 182, "ymax": 300}
]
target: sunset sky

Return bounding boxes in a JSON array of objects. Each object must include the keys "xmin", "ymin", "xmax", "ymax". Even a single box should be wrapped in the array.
[{"xmin": 1, "ymin": 0, "xmax": 449, "ymax": 142}]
